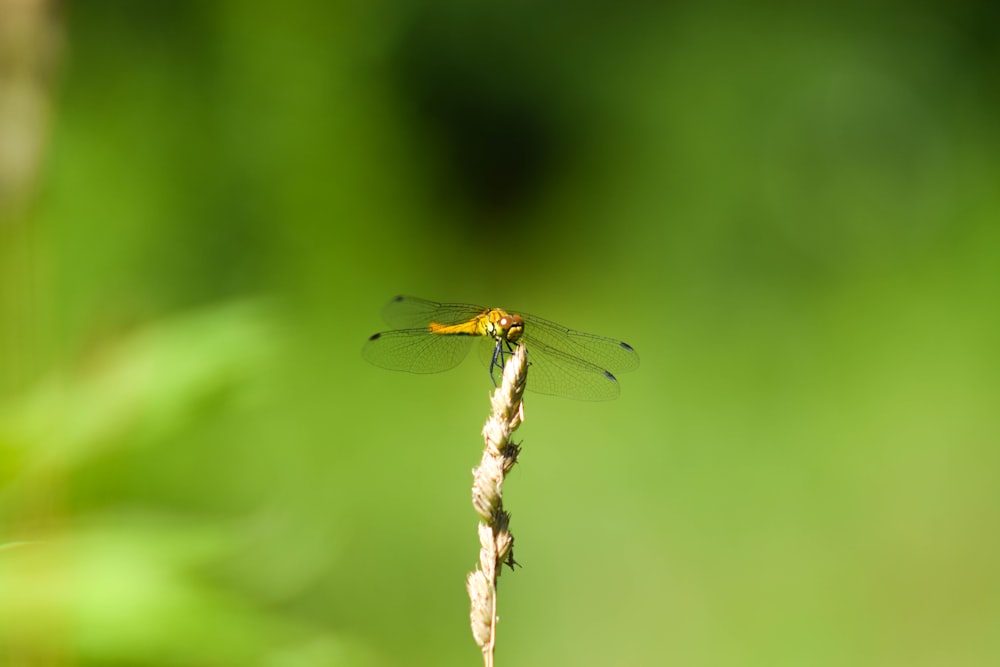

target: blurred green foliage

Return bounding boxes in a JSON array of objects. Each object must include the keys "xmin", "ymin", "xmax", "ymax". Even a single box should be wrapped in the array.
[{"xmin": 2, "ymin": 1, "xmax": 999, "ymax": 665}]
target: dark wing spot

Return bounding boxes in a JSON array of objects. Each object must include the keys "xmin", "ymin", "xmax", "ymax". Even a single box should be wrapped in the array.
[
  {"xmin": 619, "ymin": 342, "xmax": 634, "ymax": 352},
  {"xmin": 603, "ymin": 370, "xmax": 619, "ymax": 382},
  {"xmin": 368, "ymin": 332, "xmax": 383, "ymax": 341},
  {"xmin": 391, "ymin": 295, "xmax": 405, "ymax": 303}
]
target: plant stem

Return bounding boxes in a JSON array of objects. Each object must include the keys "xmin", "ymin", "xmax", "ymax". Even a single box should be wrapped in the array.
[{"xmin": 467, "ymin": 344, "xmax": 527, "ymax": 667}]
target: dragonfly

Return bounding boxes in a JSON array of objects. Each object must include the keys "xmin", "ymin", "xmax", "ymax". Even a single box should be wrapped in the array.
[{"xmin": 363, "ymin": 296, "xmax": 639, "ymax": 400}]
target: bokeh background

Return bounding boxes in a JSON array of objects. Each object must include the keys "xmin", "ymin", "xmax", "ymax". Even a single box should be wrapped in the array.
[{"xmin": 2, "ymin": 1, "xmax": 999, "ymax": 665}]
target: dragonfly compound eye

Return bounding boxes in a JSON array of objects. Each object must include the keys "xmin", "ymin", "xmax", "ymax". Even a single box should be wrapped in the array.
[{"xmin": 505, "ymin": 316, "xmax": 525, "ymax": 343}]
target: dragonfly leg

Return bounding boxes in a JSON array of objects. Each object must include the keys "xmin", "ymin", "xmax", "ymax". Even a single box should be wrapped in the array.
[
  {"xmin": 489, "ymin": 339, "xmax": 520, "ymax": 387},
  {"xmin": 489, "ymin": 340, "xmax": 502, "ymax": 387}
]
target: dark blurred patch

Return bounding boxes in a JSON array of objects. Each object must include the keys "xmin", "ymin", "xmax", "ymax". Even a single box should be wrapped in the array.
[
  {"xmin": 389, "ymin": 5, "xmax": 580, "ymax": 231},
  {"xmin": 934, "ymin": 0, "xmax": 1000, "ymax": 66}
]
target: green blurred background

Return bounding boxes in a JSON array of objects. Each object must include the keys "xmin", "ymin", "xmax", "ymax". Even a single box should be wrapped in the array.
[{"xmin": 2, "ymin": 1, "xmax": 999, "ymax": 665}]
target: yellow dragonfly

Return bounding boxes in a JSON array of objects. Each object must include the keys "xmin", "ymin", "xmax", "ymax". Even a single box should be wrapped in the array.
[{"xmin": 363, "ymin": 296, "xmax": 639, "ymax": 400}]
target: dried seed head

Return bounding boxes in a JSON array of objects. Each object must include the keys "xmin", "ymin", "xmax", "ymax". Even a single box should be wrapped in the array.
[
  {"xmin": 466, "ymin": 570, "xmax": 493, "ymax": 648},
  {"xmin": 467, "ymin": 344, "xmax": 528, "ymax": 663}
]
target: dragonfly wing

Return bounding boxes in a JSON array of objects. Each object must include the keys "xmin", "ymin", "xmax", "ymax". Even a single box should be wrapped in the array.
[
  {"xmin": 363, "ymin": 329, "xmax": 474, "ymax": 373},
  {"xmin": 381, "ymin": 296, "xmax": 487, "ymax": 329},
  {"xmin": 519, "ymin": 312, "xmax": 640, "ymax": 375},
  {"xmin": 518, "ymin": 339, "xmax": 622, "ymax": 401}
]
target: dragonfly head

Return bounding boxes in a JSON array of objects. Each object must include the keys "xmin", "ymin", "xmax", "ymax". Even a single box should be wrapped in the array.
[{"xmin": 486, "ymin": 309, "xmax": 524, "ymax": 344}]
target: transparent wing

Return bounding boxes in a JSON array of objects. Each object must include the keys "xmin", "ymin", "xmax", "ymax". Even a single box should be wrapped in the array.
[
  {"xmin": 475, "ymin": 339, "xmax": 620, "ymax": 400},
  {"xmin": 381, "ymin": 295, "xmax": 488, "ymax": 329},
  {"xmin": 519, "ymin": 339, "xmax": 623, "ymax": 401},
  {"xmin": 518, "ymin": 312, "xmax": 640, "ymax": 375},
  {"xmin": 363, "ymin": 329, "xmax": 474, "ymax": 374}
]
